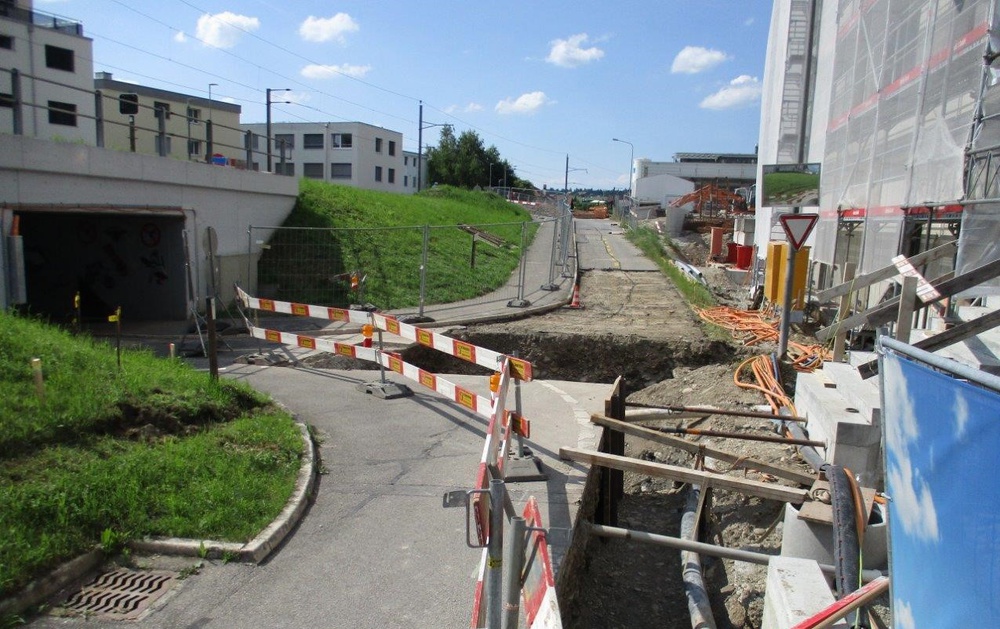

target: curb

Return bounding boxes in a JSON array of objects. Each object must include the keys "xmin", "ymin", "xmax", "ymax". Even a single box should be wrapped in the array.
[{"xmin": 0, "ymin": 420, "xmax": 317, "ymax": 618}]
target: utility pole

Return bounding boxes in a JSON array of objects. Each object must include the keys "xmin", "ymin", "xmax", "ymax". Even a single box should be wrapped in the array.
[{"xmin": 266, "ymin": 88, "xmax": 290, "ymax": 173}]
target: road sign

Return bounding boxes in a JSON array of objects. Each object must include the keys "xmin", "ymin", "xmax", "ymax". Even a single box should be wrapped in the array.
[{"xmin": 779, "ymin": 214, "xmax": 819, "ymax": 250}]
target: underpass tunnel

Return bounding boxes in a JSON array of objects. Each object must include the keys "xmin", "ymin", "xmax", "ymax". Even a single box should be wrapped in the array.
[{"xmin": 16, "ymin": 209, "xmax": 188, "ymax": 322}]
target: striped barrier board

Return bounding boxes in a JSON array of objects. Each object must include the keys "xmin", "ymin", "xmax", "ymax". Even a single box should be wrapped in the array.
[
  {"xmin": 472, "ymin": 361, "xmax": 513, "ymax": 546},
  {"xmin": 247, "ymin": 324, "xmax": 497, "ymax": 421},
  {"xmin": 236, "ymin": 287, "xmax": 533, "ymax": 380},
  {"xmin": 470, "ymin": 548, "xmax": 489, "ymax": 628},
  {"xmin": 522, "ymin": 497, "xmax": 562, "ymax": 629}
]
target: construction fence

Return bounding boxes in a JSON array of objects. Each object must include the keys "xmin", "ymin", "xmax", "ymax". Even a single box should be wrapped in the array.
[{"xmin": 249, "ymin": 205, "xmax": 575, "ymax": 314}]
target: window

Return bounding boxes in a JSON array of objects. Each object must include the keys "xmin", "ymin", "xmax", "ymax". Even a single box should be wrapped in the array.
[
  {"xmin": 0, "ymin": 35, "xmax": 12, "ymax": 50},
  {"xmin": 404, "ymin": 175, "xmax": 408, "ymax": 187},
  {"xmin": 303, "ymin": 163, "xmax": 325, "ymax": 179},
  {"xmin": 47, "ymin": 100, "xmax": 76, "ymax": 126},
  {"xmin": 404, "ymin": 156, "xmax": 408, "ymax": 166},
  {"xmin": 388, "ymin": 168, "xmax": 395, "ymax": 184},
  {"xmin": 388, "ymin": 140, "xmax": 396, "ymax": 156},
  {"xmin": 252, "ymin": 134, "xmax": 262, "ymax": 150},
  {"xmin": 375, "ymin": 137, "xmax": 383, "ymax": 153},
  {"xmin": 186, "ymin": 107, "xmax": 201, "ymax": 124},
  {"xmin": 331, "ymin": 163, "xmax": 352, "ymax": 179},
  {"xmin": 187, "ymin": 139, "xmax": 201, "ymax": 156},
  {"xmin": 44, "ymin": 45, "xmax": 74, "ymax": 72},
  {"xmin": 153, "ymin": 101, "xmax": 170, "ymax": 120},
  {"xmin": 275, "ymin": 162, "xmax": 295, "ymax": 176},
  {"xmin": 375, "ymin": 166, "xmax": 383, "ymax": 182},
  {"xmin": 332, "ymin": 133, "xmax": 352, "ymax": 148},
  {"xmin": 274, "ymin": 133, "xmax": 295, "ymax": 150},
  {"xmin": 0, "ymin": 92, "xmax": 12, "ymax": 109},
  {"xmin": 303, "ymin": 133, "xmax": 324, "ymax": 149}
]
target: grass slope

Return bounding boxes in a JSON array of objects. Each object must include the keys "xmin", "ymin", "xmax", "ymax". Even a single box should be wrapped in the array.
[
  {"xmin": 258, "ymin": 182, "xmax": 538, "ymax": 309},
  {"xmin": 0, "ymin": 312, "xmax": 302, "ymax": 601}
]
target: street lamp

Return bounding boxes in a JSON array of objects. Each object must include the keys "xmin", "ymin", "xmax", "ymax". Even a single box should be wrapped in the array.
[
  {"xmin": 417, "ymin": 100, "xmax": 449, "ymax": 191},
  {"xmin": 612, "ymin": 138, "xmax": 635, "ymax": 199},
  {"xmin": 266, "ymin": 88, "xmax": 291, "ymax": 172}
]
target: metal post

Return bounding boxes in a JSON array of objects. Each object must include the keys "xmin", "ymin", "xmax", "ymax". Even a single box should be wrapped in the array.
[
  {"xmin": 205, "ymin": 120, "xmax": 213, "ymax": 162},
  {"xmin": 156, "ymin": 107, "xmax": 167, "ymax": 157},
  {"xmin": 418, "ymin": 225, "xmax": 430, "ymax": 318},
  {"xmin": 777, "ymin": 218, "xmax": 799, "ymax": 357},
  {"xmin": 486, "ymin": 479, "xmax": 505, "ymax": 629},
  {"xmin": 247, "ymin": 226, "xmax": 253, "ymax": 296},
  {"xmin": 244, "ymin": 130, "xmax": 252, "ymax": 168},
  {"xmin": 502, "ymin": 516, "xmax": 526, "ymax": 629},
  {"xmin": 129, "ymin": 115, "xmax": 136, "ymax": 152},
  {"xmin": 542, "ymin": 216, "xmax": 560, "ymax": 290},
  {"xmin": 417, "ymin": 101, "xmax": 423, "ymax": 192},
  {"xmin": 94, "ymin": 90, "xmax": 104, "ymax": 148},
  {"xmin": 206, "ymin": 297, "xmax": 219, "ymax": 380},
  {"xmin": 11, "ymin": 68, "xmax": 22, "ymax": 135},
  {"xmin": 508, "ymin": 222, "xmax": 531, "ymax": 307},
  {"xmin": 513, "ymin": 351, "xmax": 526, "ymax": 458},
  {"xmin": 265, "ymin": 88, "xmax": 273, "ymax": 172}
]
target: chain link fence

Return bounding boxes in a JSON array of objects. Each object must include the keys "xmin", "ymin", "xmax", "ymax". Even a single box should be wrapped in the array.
[{"xmin": 250, "ymin": 204, "xmax": 575, "ymax": 314}]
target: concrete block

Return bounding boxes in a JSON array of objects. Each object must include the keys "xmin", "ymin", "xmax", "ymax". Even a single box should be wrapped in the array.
[
  {"xmin": 761, "ymin": 556, "xmax": 847, "ymax": 629},
  {"xmin": 780, "ymin": 503, "xmax": 888, "ymax": 571},
  {"xmin": 819, "ymin": 361, "xmax": 882, "ymax": 424}
]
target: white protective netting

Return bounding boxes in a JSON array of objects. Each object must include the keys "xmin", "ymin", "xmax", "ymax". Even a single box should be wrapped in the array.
[{"xmin": 814, "ymin": 0, "xmax": 992, "ymax": 274}]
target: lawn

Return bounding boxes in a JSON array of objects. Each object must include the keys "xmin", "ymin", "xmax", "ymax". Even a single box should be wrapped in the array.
[
  {"xmin": 256, "ymin": 182, "xmax": 539, "ymax": 309},
  {"xmin": 0, "ymin": 311, "xmax": 303, "ymax": 602}
]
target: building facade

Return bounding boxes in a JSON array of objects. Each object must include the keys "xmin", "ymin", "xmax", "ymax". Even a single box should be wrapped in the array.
[
  {"xmin": 633, "ymin": 152, "xmax": 757, "ymax": 200},
  {"xmin": 241, "ymin": 121, "xmax": 414, "ymax": 194},
  {"xmin": 0, "ymin": 0, "xmax": 95, "ymax": 143},
  {"xmin": 93, "ymin": 72, "xmax": 242, "ymax": 165}
]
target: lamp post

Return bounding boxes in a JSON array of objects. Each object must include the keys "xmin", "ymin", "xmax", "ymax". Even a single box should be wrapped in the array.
[
  {"xmin": 266, "ymin": 88, "xmax": 291, "ymax": 172},
  {"xmin": 612, "ymin": 138, "xmax": 635, "ymax": 199},
  {"xmin": 208, "ymin": 83, "xmax": 217, "ymax": 122},
  {"xmin": 417, "ymin": 100, "xmax": 449, "ymax": 191},
  {"xmin": 489, "ymin": 162, "xmax": 494, "ymax": 190}
]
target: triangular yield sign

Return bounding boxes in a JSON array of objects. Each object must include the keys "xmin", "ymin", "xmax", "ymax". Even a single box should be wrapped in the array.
[{"xmin": 779, "ymin": 214, "xmax": 819, "ymax": 250}]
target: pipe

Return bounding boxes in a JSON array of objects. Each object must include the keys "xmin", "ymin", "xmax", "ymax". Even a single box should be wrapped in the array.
[
  {"xmin": 680, "ymin": 485, "xmax": 716, "ymax": 629},
  {"xmin": 650, "ymin": 424, "xmax": 825, "ymax": 447},
  {"xmin": 588, "ymin": 523, "xmax": 885, "ymax": 583},
  {"xmin": 626, "ymin": 402, "xmax": 809, "ymax": 423},
  {"xmin": 784, "ymin": 419, "xmax": 827, "ymax": 475},
  {"xmin": 828, "ymin": 464, "xmax": 865, "ymax": 627}
]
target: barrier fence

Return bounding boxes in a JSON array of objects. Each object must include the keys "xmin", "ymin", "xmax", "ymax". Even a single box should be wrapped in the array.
[
  {"xmin": 249, "ymin": 204, "xmax": 574, "ymax": 314},
  {"xmin": 235, "ymin": 286, "xmax": 561, "ymax": 628}
]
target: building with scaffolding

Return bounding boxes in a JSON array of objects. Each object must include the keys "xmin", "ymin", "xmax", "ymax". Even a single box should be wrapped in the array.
[{"xmin": 756, "ymin": 0, "xmax": 999, "ymax": 304}]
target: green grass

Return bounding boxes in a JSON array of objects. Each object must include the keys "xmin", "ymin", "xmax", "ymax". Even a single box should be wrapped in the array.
[
  {"xmin": 0, "ymin": 311, "xmax": 302, "ymax": 599},
  {"xmin": 761, "ymin": 171, "xmax": 820, "ymax": 203},
  {"xmin": 257, "ymin": 181, "xmax": 539, "ymax": 308}
]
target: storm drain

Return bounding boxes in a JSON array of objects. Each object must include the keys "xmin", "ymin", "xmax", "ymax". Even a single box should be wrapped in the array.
[{"xmin": 59, "ymin": 568, "xmax": 177, "ymax": 620}]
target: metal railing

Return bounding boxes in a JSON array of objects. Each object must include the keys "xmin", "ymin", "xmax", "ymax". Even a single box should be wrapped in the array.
[{"xmin": 0, "ymin": 4, "xmax": 82, "ymax": 35}]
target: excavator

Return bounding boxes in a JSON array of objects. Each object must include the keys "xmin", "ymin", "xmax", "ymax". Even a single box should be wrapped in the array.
[{"xmin": 670, "ymin": 184, "xmax": 752, "ymax": 217}]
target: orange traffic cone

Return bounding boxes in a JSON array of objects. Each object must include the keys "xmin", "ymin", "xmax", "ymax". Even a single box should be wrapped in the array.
[{"xmin": 566, "ymin": 282, "xmax": 584, "ymax": 309}]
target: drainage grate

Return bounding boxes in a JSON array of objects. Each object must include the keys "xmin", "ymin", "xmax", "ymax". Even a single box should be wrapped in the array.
[{"xmin": 60, "ymin": 568, "xmax": 177, "ymax": 620}]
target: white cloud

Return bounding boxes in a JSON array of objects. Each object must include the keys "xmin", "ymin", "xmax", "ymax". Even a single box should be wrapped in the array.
[
  {"xmin": 299, "ymin": 13, "xmax": 359, "ymax": 44},
  {"xmin": 445, "ymin": 102, "xmax": 484, "ymax": 114},
  {"xmin": 671, "ymin": 45, "xmax": 729, "ymax": 74},
  {"xmin": 954, "ymin": 391, "xmax": 969, "ymax": 438},
  {"xmin": 895, "ymin": 599, "xmax": 916, "ymax": 629},
  {"xmin": 196, "ymin": 12, "xmax": 260, "ymax": 49},
  {"xmin": 883, "ymin": 357, "xmax": 940, "ymax": 544},
  {"xmin": 173, "ymin": 31, "xmax": 188, "ymax": 44},
  {"xmin": 699, "ymin": 75, "xmax": 762, "ymax": 110},
  {"xmin": 495, "ymin": 91, "xmax": 553, "ymax": 115},
  {"xmin": 546, "ymin": 33, "xmax": 605, "ymax": 68},
  {"xmin": 301, "ymin": 63, "xmax": 371, "ymax": 79},
  {"xmin": 744, "ymin": 17, "xmax": 755, "ymax": 27}
]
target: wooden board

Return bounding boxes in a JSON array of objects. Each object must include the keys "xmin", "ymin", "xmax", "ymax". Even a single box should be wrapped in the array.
[
  {"xmin": 559, "ymin": 447, "xmax": 809, "ymax": 504},
  {"xmin": 591, "ymin": 414, "xmax": 816, "ymax": 486},
  {"xmin": 798, "ymin": 479, "xmax": 877, "ymax": 526}
]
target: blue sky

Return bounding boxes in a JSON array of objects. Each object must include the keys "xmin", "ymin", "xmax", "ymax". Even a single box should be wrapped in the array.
[{"xmin": 39, "ymin": 0, "xmax": 773, "ymax": 190}]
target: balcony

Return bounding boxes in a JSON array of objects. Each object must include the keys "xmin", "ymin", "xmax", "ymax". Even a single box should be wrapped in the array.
[{"xmin": 0, "ymin": 3, "xmax": 83, "ymax": 36}]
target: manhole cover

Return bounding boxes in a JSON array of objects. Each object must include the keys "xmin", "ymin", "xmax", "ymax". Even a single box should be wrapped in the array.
[{"xmin": 59, "ymin": 568, "xmax": 177, "ymax": 620}]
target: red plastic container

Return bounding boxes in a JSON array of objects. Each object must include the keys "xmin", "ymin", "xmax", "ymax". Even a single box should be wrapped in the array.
[
  {"xmin": 726, "ymin": 242, "xmax": 738, "ymax": 263},
  {"xmin": 735, "ymin": 245, "xmax": 753, "ymax": 270}
]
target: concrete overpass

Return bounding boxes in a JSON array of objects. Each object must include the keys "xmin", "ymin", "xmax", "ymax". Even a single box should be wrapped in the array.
[{"xmin": 1, "ymin": 134, "xmax": 298, "ymax": 321}]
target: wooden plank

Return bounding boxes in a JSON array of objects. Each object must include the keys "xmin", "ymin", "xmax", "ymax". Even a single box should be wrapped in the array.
[
  {"xmin": 815, "ymin": 241, "xmax": 956, "ymax": 302},
  {"xmin": 832, "ymin": 263, "xmax": 856, "ymax": 362},
  {"xmin": 559, "ymin": 446, "xmax": 809, "ymax": 504},
  {"xmin": 591, "ymin": 414, "xmax": 817, "ymax": 486},
  {"xmin": 797, "ymin": 479, "xmax": 876, "ymax": 525},
  {"xmin": 895, "ymin": 276, "xmax": 918, "ymax": 343},
  {"xmin": 857, "ymin": 306, "xmax": 1000, "ymax": 379}
]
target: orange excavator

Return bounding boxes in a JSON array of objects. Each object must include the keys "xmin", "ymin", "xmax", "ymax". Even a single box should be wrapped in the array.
[{"xmin": 670, "ymin": 184, "xmax": 750, "ymax": 217}]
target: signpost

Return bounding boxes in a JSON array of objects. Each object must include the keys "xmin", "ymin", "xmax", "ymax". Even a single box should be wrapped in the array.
[{"xmin": 777, "ymin": 213, "xmax": 818, "ymax": 356}]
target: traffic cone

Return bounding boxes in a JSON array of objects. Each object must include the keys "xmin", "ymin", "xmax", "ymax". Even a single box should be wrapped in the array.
[{"xmin": 566, "ymin": 281, "xmax": 584, "ymax": 309}]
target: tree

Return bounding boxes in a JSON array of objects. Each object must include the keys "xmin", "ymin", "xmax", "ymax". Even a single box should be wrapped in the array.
[{"xmin": 425, "ymin": 128, "xmax": 534, "ymax": 190}]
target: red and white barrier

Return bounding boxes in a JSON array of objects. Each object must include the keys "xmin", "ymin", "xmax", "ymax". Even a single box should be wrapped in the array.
[{"xmin": 522, "ymin": 498, "xmax": 562, "ymax": 629}]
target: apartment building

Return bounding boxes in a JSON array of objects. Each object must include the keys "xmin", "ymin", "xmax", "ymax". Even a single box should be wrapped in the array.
[
  {"xmin": 0, "ymin": 0, "xmax": 95, "ymax": 142},
  {"xmin": 241, "ymin": 121, "xmax": 414, "ymax": 193},
  {"xmin": 93, "ymin": 72, "xmax": 242, "ymax": 164}
]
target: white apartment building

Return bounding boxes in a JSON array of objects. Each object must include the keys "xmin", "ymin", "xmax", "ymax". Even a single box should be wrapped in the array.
[
  {"xmin": 242, "ymin": 121, "xmax": 414, "ymax": 194},
  {"xmin": 402, "ymin": 149, "xmax": 421, "ymax": 192},
  {"xmin": 0, "ymin": 0, "xmax": 95, "ymax": 142}
]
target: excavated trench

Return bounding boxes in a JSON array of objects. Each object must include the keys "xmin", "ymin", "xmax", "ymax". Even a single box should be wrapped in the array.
[{"xmin": 397, "ymin": 330, "xmax": 738, "ymax": 388}]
